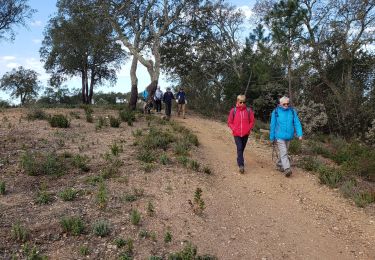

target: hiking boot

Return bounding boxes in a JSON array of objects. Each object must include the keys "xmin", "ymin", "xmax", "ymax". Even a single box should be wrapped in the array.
[
  {"xmin": 284, "ymin": 168, "xmax": 292, "ymax": 177},
  {"xmin": 276, "ymin": 164, "xmax": 284, "ymax": 172},
  {"xmin": 239, "ymin": 166, "xmax": 244, "ymax": 174}
]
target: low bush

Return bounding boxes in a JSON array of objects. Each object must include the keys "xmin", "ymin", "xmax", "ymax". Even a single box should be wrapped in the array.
[
  {"xmin": 49, "ymin": 114, "xmax": 70, "ymax": 128},
  {"xmin": 60, "ymin": 216, "xmax": 85, "ymax": 235},
  {"xmin": 353, "ymin": 192, "xmax": 375, "ymax": 208},
  {"xmin": 59, "ymin": 188, "xmax": 78, "ymax": 201},
  {"xmin": 289, "ymin": 139, "xmax": 302, "ymax": 155},
  {"xmin": 109, "ymin": 116, "xmax": 121, "ymax": 128},
  {"xmin": 130, "ymin": 209, "xmax": 141, "ymax": 225},
  {"xmin": 11, "ymin": 222, "xmax": 29, "ymax": 242},
  {"xmin": 119, "ymin": 109, "xmax": 135, "ymax": 126},
  {"xmin": 20, "ymin": 151, "xmax": 65, "ymax": 176},
  {"xmin": 92, "ymin": 220, "xmax": 111, "ymax": 237},
  {"xmin": 26, "ymin": 108, "xmax": 48, "ymax": 120},
  {"xmin": 298, "ymin": 156, "xmax": 321, "ymax": 172},
  {"xmin": 318, "ymin": 165, "xmax": 343, "ymax": 188}
]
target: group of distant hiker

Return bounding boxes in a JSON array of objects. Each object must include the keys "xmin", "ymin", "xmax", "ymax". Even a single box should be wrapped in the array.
[
  {"xmin": 142, "ymin": 86, "xmax": 187, "ymax": 119},
  {"xmin": 227, "ymin": 95, "xmax": 303, "ymax": 177}
]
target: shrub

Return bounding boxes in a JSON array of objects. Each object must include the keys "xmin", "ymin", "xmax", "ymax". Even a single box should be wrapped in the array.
[
  {"xmin": 20, "ymin": 151, "xmax": 65, "ymax": 176},
  {"xmin": 164, "ymin": 231, "xmax": 172, "ymax": 243},
  {"xmin": 59, "ymin": 188, "xmax": 78, "ymax": 201},
  {"xmin": 353, "ymin": 192, "xmax": 375, "ymax": 208},
  {"xmin": 318, "ymin": 165, "xmax": 343, "ymax": 188},
  {"xmin": 110, "ymin": 142, "xmax": 123, "ymax": 156},
  {"xmin": 299, "ymin": 156, "xmax": 321, "ymax": 172},
  {"xmin": 72, "ymin": 154, "xmax": 90, "ymax": 172},
  {"xmin": 130, "ymin": 209, "xmax": 141, "ymax": 225},
  {"xmin": 189, "ymin": 160, "xmax": 200, "ymax": 171},
  {"xmin": 36, "ymin": 186, "xmax": 53, "ymax": 205},
  {"xmin": 339, "ymin": 179, "xmax": 357, "ymax": 198},
  {"xmin": 143, "ymin": 127, "xmax": 175, "ymax": 150},
  {"xmin": 173, "ymin": 140, "xmax": 190, "ymax": 156},
  {"xmin": 119, "ymin": 109, "xmax": 135, "ymax": 126},
  {"xmin": 159, "ymin": 153, "xmax": 170, "ymax": 165},
  {"xmin": 92, "ymin": 220, "xmax": 111, "ymax": 237},
  {"xmin": 109, "ymin": 116, "xmax": 121, "ymax": 128},
  {"xmin": 49, "ymin": 114, "xmax": 70, "ymax": 128},
  {"xmin": 137, "ymin": 149, "xmax": 156, "ymax": 163},
  {"xmin": 60, "ymin": 216, "xmax": 85, "ymax": 235},
  {"xmin": 168, "ymin": 243, "xmax": 217, "ymax": 260},
  {"xmin": 365, "ymin": 119, "xmax": 375, "ymax": 146},
  {"xmin": 0, "ymin": 181, "xmax": 5, "ymax": 195},
  {"xmin": 11, "ymin": 222, "xmax": 29, "ymax": 242},
  {"xmin": 26, "ymin": 108, "xmax": 48, "ymax": 120},
  {"xmin": 297, "ymin": 101, "xmax": 328, "ymax": 136},
  {"xmin": 288, "ymin": 139, "xmax": 302, "ymax": 155},
  {"xmin": 79, "ymin": 246, "xmax": 90, "ymax": 256},
  {"xmin": 96, "ymin": 182, "xmax": 107, "ymax": 209},
  {"xmin": 114, "ymin": 238, "xmax": 127, "ymax": 248}
]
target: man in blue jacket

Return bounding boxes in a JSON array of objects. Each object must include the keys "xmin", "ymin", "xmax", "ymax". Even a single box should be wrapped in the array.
[{"xmin": 270, "ymin": 96, "xmax": 303, "ymax": 177}]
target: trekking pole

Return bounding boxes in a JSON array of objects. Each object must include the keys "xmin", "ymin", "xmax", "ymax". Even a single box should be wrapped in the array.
[
  {"xmin": 271, "ymin": 141, "xmax": 279, "ymax": 163},
  {"xmin": 244, "ymin": 70, "xmax": 252, "ymax": 96}
]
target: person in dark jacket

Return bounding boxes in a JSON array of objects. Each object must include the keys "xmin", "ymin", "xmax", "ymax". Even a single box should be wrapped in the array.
[
  {"xmin": 227, "ymin": 95, "xmax": 255, "ymax": 173},
  {"xmin": 176, "ymin": 87, "xmax": 187, "ymax": 118},
  {"xmin": 163, "ymin": 87, "xmax": 174, "ymax": 118},
  {"xmin": 269, "ymin": 96, "xmax": 303, "ymax": 177}
]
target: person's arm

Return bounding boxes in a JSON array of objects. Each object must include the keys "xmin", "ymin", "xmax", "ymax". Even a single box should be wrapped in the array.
[
  {"xmin": 227, "ymin": 108, "xmax": 234, "ymax": 130},
  {"xmin": 293, "ymin": 109, "xmax": 303, "ymax": 139},
  {"xmin": 269, "ymin": 110, "xmax": 276, "ymax": 141},
  {"xmin": 249, "ymin": 109, "xmax": 255, "ymax": 130}
]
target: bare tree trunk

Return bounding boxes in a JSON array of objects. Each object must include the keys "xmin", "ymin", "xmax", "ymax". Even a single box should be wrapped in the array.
[
  {"xmin": 129, "ymin": 56, "xmax": 138, "ymax": 110},
  {"xmin": 89, "ymin": 72, "xmax": 95, "ymax": 104},
  {"xmin": 81, "ymin": 69, "xmax": 87, "ymax": 104}
]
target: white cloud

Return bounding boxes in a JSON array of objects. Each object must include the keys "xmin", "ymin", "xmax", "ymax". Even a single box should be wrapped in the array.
[
  {"xmin": 1, "ymin": 56, "xmax": 16, "ymax": 61},
  {"xmin": 237, "ymin": 5, "xmax": 253, "ymax": 19},
  {"xmin": 32, "ymin": 39, "xmax": 42, "ymax": 44},
  {"xmin": 31, "ymin": 20, "xmax": 43, "ymax": 27},
  {"xmin": 6, "ymin": 62, "xmax": 19, "ymax": 69}
]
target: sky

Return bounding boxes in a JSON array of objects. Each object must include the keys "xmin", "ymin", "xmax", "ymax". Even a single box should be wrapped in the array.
[{"xmin": 0, "ymin": 0, "xmax": 255, "ymax": 103}]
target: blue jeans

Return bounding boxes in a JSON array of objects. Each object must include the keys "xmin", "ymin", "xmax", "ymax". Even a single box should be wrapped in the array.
[{"xmin": 234, "ymin": 135, "xmax": 249, "ymax": 167}]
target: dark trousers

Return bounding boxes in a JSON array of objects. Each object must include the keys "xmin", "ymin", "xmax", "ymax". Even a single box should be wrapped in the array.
[
  {"xmin": 165, "ymin": 102, "xmax": 172, "ymax": 117},
  {"xmin": 234, "ymin": 135, "xmax": 249, "ymax": 167},
  {"xmin": 155, "ymin": 99, "xmax": 162, "ymax": 112}
]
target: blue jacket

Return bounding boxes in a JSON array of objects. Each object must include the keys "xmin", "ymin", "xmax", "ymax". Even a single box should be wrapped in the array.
[{"xmin": 270, "ymin": 106, "xmax": 303, "ymax": 141}]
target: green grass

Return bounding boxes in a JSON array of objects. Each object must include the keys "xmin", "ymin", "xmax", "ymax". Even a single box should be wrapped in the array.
[
  {"xmin": 130, "ymin": 209, "xmax": 141, "ymax": 225},
  {"xmin": 11, "ymin": 222, "xmax": 29, "ymax": 242},
  {"xmin": 60, "ymin": 216, "xmax": 85, "ymax": 236},
  {"xmin": 92, "ymin": 220, "xmax": 111, "ymax": 237},
  {"xmin": 59, "ymin": 188, "xmax": 78, "ymax": 201}
]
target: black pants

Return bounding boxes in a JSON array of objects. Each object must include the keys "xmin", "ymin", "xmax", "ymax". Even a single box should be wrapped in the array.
[
  {"xmin": 234, "ymin": 135, "xmax": 249, "ymax": 167},
  {"xmin": 165, "ymin": 102, "xmax": 172, "ymax": 117},
  {"xmin": 155, "ymin": 99, "xmax": 162, "ymax": 112}
]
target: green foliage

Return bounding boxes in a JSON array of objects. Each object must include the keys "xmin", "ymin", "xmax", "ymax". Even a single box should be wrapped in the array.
[
  {"xmin": 49, "ymin": 114, "xmax": 70, "ymax": 128},
  {"xmin": 353, "ymin": 192, "xmax": 375, "ymax": 208},
  {"xmin": 60, "ymin": 216, "xmax": 84, "ymax": 235},
  {"xmin": 11, "ymin": 222, "xmax": 29, "ymax": 242},
  {"xmin": 130, "ymin": 209, "xmax": 141, "ymax": 225},
  {"xmin": 110, "ymin": 142, "xmax": 123, "ymax": 156},
  {"xmin": 119, "ymin": 109, "xmax": 136, "ymax": 126},
  {"xmin": 20, "ymin": 151, "xmax": 65, "ymax": 176},
  {"xmin": 159, "ymin": 153, "xmax": 170, "ymax": 165},
  {"xmin": 288, "ymin": 139, "xmax": 302, "ymax": 155},
  {"xmin": 143, "ymin": 127, "xmax": 175, "ymax": 150},
  {"xmin": 189, "ymin": 160, "xmax": 200, "ymax": 172},
  {"xmin": 0, "ymin": 181, "xmax": 5, "ymax": 195},
  {"xmin": 96, "ymin": 182, "xmax": 108, "ymax": 209},
  {"xmin": 114, "ymin": 238, "xmax": 127, "ymax": 248},
  {"xmin": 26, "ymin": 108, "xmax": 48, "ymax": 120},
  {"xmin": 339, "ymin": 179, "xmax": 357, "ymax": 198},
  {"xmin": 109, "ymin": 116, "xmax": 121, "ymax": 127},
  {"xmin": 318, "ymin": 165, "xmax": 343, "ymax": 188},
  {"xmin": 164, "ymin": 231, "xmax": 172, "ymax": 243},
  {"xmin": 137, "ymin": 149, "xmax": 156, "ymax": 163},
  {"xmin": 72, "ymin": 154, "xmax": 90, "ymax": 172},
  {"xmin": 79, "ymin": 245, "xmax": 90, "ymax": 256},
  {"xmin": 298, "ymin": 156, "xmax": 321, "ymax": 172},
  {"xmin": 177, "ymin": 156, "xmax": 189, "ymax": 166},
  {"xmin": 59, "ymin": 187, "xmax": 78, "ymax": 201},
  {"xmin": 168, "ymin": 242, "xmax": 217, "ymax": 260},
  {"xmin": 173, "ymin": 140, "xmax": 190, "ymax": 156},
  {"xmin": 92, "ymin": 219, "xmax": 111, "ymax": 237},
  {"xmin": 22, "ymin": 243, "xmax": 48, "ymax": 260},
  {"xmin": 119, "ymin": 239, "xmax": 134, "ymax": 259},
  {"xmin": 36, "ymin": 184, "xmax": 53, "ymax": 205}
]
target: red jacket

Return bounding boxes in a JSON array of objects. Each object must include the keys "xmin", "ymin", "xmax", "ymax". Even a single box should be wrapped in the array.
[{"xmin": 227, "ymin": 105, "xmax": 255, "ymax": 137}]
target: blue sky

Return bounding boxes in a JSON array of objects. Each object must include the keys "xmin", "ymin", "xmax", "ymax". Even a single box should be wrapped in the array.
[{"xmin": 0, "ymin": 0, "xmax": 255, "ymax": 103}]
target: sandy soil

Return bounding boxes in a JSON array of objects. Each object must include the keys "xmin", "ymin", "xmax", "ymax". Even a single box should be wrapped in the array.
[
  {"xmin": 0, "ymin": 108, "xmax": 374, "ymax": 259},
  {"xmin": 174, "ymin": 115, "xmax": 375, "ymax": 260}
]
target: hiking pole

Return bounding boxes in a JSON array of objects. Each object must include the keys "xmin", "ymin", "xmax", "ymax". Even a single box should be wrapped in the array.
[
  {"xmin": 271, "ymin": 141, "xmax": 279, "ymax": 163},
  {"xmin": 244, "ymin": 70, "xmax": 252, "ymax": 96}
]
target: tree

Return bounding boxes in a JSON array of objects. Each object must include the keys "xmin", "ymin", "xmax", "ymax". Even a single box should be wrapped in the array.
[
  {"xmin": 265, "ymin": 0, "xmax": 305, "ymax": 103},
  {"xmin": 40, "ymin": 0, "xmax": 126, "ymax": 104},
  {"xmin": 0, "ymin": 66, "xmax": 40, "ymax": 105},
  {"xmin": 0, "ymin": 0, "xmax": 35, "ymax": 41},
  {"xmin": 105, "ymin": 0, "xmax": 192, "ymax": 106}
]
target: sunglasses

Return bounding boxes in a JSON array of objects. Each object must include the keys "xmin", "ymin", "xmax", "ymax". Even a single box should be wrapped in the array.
[
  {"xmin": 238, "ymin": 101, "xmax": 245, "ymax": 104},
  {"xmin": 282, "ymin": 103, "xmax": 290, "ymax": 106}
]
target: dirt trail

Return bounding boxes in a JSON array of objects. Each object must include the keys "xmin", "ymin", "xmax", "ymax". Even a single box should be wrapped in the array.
[{"xmin": 175, "ymin": 115, "xmax": 375, "ymax": 260}]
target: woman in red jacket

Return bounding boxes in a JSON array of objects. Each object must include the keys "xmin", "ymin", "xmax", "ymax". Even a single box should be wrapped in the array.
[{"xmin": 227, "ymin": 95, "xmax": 255, "ymax": 173}]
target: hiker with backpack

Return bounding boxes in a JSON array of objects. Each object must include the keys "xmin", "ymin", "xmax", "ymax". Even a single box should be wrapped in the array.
[
  {"xmin": 227, "ymin": 95, "xmax": 255, "ymax": 174},
  {"xmin": 176, "ymin": 87, "xmax": 187, "ymax": 118},
  {"xmin": 154, "ymin": 86, "xmax": 163, "ymax": 112},
  {"xmin": 163, "ymin": 87, "xmax": 175, "ymax": 118},
  {"xmin": 269, "ymin": 96, "xmax": 303, "ymax": 177}
]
